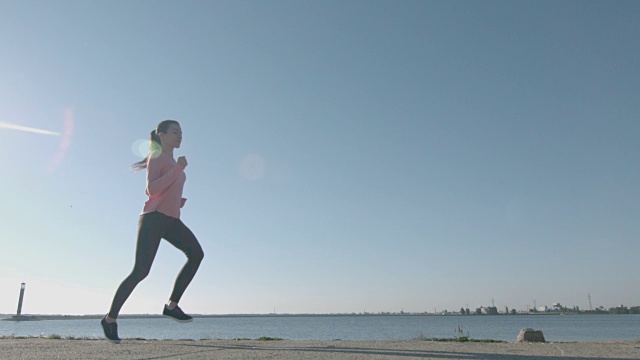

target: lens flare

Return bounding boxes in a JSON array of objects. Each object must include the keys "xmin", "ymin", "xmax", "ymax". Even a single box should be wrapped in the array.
[
  {"xmin": 132, "ymin": 139, "xmax": 149, "ymax": 158},
  {"xmin": 1, "ymin": 110, "xmax": 73, "ymax": 173},
  {"xmin": 46, "ymin": 108, "xmax": 74, "ymax": 173},
  {"xmin": 0, "ymin": 121, "xmax": 60, "ymax": 136},
  {"xmin": 132, "ymin": 139, "xmax": 162, "ymax": 159}
]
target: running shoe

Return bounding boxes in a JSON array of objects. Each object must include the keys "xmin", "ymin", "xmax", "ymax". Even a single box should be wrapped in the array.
[
  {"xmin": 101, "ymin": 316, "xmax": 121, "ymax": 344},
  {"xmin": 163, "ymin": 304, "xmax": 193, "ymax": 322}
]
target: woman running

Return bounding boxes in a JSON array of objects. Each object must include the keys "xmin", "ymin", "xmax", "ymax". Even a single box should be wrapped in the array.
[{"xmin": 101, "ymin": 120, "xmax": 204, "ymax": 343}]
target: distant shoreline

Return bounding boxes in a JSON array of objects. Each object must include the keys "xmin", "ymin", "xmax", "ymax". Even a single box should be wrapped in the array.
[{"xmin": 1, "ymin": 311, "xmax": 620, "ymax": 321}]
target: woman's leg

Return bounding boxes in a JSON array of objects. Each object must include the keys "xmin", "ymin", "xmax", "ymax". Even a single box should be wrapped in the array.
[
  {"xmin": 163, "ymin": 219, "xmax": 204, "ymax": 304},
  {"xmin": 107, "ymin": 212, "xmax": 168, "ymax": 319}
]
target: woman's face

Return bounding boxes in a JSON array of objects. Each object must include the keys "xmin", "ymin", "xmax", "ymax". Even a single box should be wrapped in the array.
[{"xmin": 159, "ymin": 123, "xmax": 182, "ymax": 149}]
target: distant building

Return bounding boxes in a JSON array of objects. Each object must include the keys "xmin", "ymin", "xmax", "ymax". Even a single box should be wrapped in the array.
[{"xmin": 476, "ymin": 306, "xmax": 498, "ymax": 315}]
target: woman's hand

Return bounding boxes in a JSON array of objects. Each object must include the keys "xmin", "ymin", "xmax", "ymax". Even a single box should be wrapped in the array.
[
  {"xmin": 177, "ymin": 156, "xmax": 188, "ymax": 169},
  {"xmin": 181, "ymin": 198, "xmax": 187, "ymax": 208}
]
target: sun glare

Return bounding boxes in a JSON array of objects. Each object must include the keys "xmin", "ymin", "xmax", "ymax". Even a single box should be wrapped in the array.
[
  {"xmin": 0, "ymin": 110, "xmax": 73, "ymax": 172},
  {"xmin": 0, "ymin": 121, "xmax": 61, "ymax": 136}
]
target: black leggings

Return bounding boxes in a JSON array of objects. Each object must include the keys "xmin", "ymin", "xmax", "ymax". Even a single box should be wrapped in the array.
[{"xmin": 108, "ymin": 212, "xmax": 204, "ymax": 319}]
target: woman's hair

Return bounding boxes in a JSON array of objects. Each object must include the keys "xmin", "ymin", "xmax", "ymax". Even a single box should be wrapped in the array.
[{"xmin": 131, "ymin": 120, "xmax": 180, "ymax": 172}]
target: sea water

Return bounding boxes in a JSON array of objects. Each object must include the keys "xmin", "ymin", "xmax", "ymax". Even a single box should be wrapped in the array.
[{"xmin": 1, "ymin": 314, "xmax": 639, "ymax": 342}]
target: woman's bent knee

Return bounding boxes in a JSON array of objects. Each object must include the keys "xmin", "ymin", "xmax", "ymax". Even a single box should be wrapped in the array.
[
  {"xmin": 190, "ymin": 247, "xmax": 204, "ymax": 263},
  {"xmin": 195, "ymin": 249, "xmax": 204, "ymax": 263}
]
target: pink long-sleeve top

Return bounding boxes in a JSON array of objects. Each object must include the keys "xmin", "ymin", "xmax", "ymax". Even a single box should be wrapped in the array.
[{"xmin": 141, "ymin": 152, "xmax": 186, "ymax": 219}]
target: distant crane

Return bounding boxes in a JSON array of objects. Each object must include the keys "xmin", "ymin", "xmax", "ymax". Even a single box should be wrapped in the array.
[{"xmin": 588, "ymin": 294, "xmax": 593, "ymax": 310}]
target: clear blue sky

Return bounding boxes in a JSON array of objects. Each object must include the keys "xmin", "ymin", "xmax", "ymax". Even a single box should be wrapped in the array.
[{"xmin": 1, "ymin": 0, "xmax": 638, "ymax": 315}]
